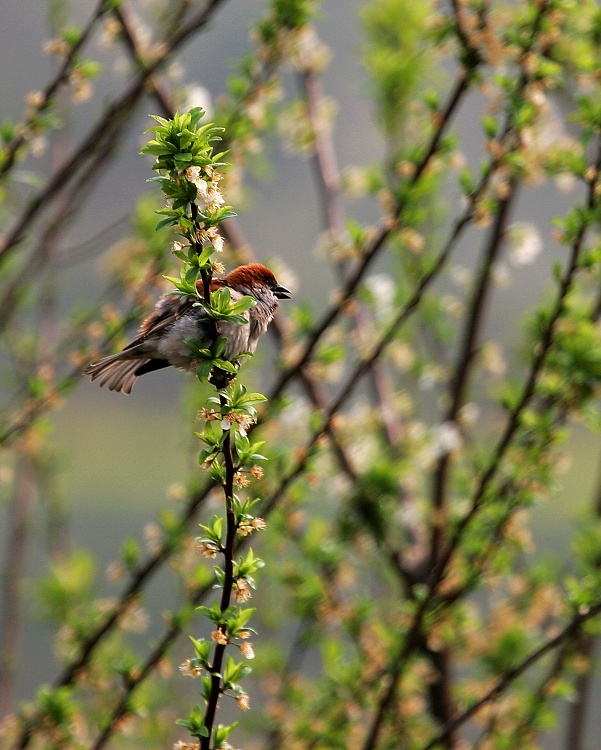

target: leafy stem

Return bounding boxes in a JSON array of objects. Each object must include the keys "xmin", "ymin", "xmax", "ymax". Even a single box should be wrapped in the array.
[
  {"xmin": 143, "ymin": 108, "xmax": 266, "ymax": 750},
  {"xmin": 200, "ymin": 426, "xmax": 236, "ymax": 750}
]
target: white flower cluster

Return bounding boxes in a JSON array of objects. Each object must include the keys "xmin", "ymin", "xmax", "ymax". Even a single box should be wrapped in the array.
[
  {"xmin": 185, "ymin": 165, "xmax": 225, "ymax": 212},
  {"xmin": 184, "ymin": 166, "xmax": 226, "ymax": 251}
]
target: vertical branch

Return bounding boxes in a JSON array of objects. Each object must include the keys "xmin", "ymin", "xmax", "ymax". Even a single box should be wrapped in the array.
[
  {"xmin": 299, "ymin": 68, "xmax": 345, "ymax": 237},
  {"xmin": 564, "ymin": 635, "xmax": 596, "ymax": 750},
  {"xmin": 299, "ymin": 61, "xmax": 403, "ymax": 447},
  {"xmin": 430, "ymin": 182, "xmax": 518, "ymax": 567},
  {"xmin": 564, "ymin": 448, "xmax": 601, "ymax": 750},
  {"xmin": 423, "ymin": 183, "xmax": 518, "ymax": 746},
  {"xmin": 201, "ymin": 430, "xmax": 236, "ymax": 750},
  {"xmin": 0, "ymin": 458, "xmax": 35, "ymax": 719}
]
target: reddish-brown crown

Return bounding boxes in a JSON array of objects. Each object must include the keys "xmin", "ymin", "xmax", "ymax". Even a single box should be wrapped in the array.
[{"xmin": 218, "ymin": 263, "xmax": 279, "ymax": 290}]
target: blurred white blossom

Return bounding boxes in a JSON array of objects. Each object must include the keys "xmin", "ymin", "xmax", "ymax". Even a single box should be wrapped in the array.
[
  {"xmin": 432, "ymin": 421, "xmax": 463, "ymax": 457},
  {"xmin": 507, "ymin": 222, "xmax": 543, "ymax": 266},
  {"xmin": 181, "ymin": 84, "xmax": 213, "ymax": 118},
  {"xmin": 365, "ymin": 273, "xmax": 395, "ymax": 320}
]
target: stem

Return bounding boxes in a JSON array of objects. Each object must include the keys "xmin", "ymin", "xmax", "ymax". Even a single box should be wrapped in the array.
[{"xmin": 201, "ymin": 422, "xmax": 236, "ymax": 749}]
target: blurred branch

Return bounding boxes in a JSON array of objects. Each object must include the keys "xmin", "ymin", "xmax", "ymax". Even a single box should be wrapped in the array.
[
  {"xmin": 0, "ymin": 117, "xmax": 119, "ymax": 333},
  {"xmin": 268, "ymin": 68, "xmax": 473, "ymax": 402},
  {"xmin": 421, "ymin": 600, "xmax": 601, "ymax": 750},
  {"xmin": 112, "ymin": 3, "xmax": 177, "ymax": 114},
  {"xmin": 564, "ymin": 444, "xmax": 601, "ymax": 750},
  {"xmin": 0, "ymin": 0, "xmax": 230, "ymax": 267},
  {"xmin": 299, "ymin": 59, "xmax": 404, "ymax": 449},
  {"xmin": 432, "ymin": 140, "xmax": 601, "ymax": 593},
  {"xmin": 565, "ymin": 634, "xmax": 596, "ymax": 750},
  {"xmin": 359, "ymin": 133, "xmax": 601, "ymax": 750},
  {"xmin": 430, "ymin": 180, "xmax": 519, "ymax": 568},
  {"xmin": 449, "ymin": 0, "xmax": 485, "ymax": 66},
  {"xmin": 512, "ymin": 641, "xmax": 573, "ymax": 747},
  {"xmin": 299, "ymin": 67, "xmax": 345, "ymax": 237},
  {"xmin": 0, "ymin": 0, "xmax": 111, "ymax": 180},
  {"xmin": 0, "ymin": 458, "xmax": 35, "ymax": 719}
]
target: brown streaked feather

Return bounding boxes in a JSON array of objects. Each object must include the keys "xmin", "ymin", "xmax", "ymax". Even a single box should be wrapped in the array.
[
  {"xmin": 85, "ymin": 355, "xmax": 154, "ymax": 394},
  {"xmin": 130, "ymin": 295, "xmax": 195, "ymax": 347}
]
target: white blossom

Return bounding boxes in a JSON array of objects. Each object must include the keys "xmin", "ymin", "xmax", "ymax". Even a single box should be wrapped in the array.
[
  {"xmin": 507, "ymin": 222, "xmax": 543, "ymax": 266},
  {"xmin": 432, "ymin": 421, "xmax": 463, "ymax": 457},
  {"xmin": 365, "ymin": 273, "xmax": 395, "ymax": 320}
]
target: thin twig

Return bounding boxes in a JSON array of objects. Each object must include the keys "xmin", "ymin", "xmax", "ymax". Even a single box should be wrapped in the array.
[
  {"xmin": 267, "ymin": 70, "xmax": 472, "ymax": 404},
  {"xmin": 0, "ymin": 0, "xmax": 230, "ymax": 266},
  {"xmin": 420, "ymin": 600, "xmax": 601, "ymax": 750},
  {"xmin": 430, "ymin": 180, "xmax": 519, "ymax": 568},
  {"xmin": 0, "ymin": 0, "xmax": 111, "ymax": 179}
]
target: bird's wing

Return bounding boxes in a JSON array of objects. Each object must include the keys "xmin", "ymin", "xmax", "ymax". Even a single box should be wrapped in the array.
[
  {"xmin": 123, "ymin": 285, "xmax": 245, "ymax": 352},
  {"xmin": 123, "ymin": 294, "xmax": 197, "ymax": 351}
]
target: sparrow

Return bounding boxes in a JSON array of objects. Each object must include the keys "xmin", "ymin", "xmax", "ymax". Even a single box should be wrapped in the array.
[{"xmin": 84, "ymin": 263, "xmax": 291, "ymax": 394}]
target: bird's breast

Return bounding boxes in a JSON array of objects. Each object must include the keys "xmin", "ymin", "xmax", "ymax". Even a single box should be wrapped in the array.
[{"xmin": 219, "ymin": 316, "xmax": 253, "ymax": 359}]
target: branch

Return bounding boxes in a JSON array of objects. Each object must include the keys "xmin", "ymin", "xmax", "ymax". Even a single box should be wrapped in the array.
[
  {"xmin": 430, "ymin": 138, "xmax": 601, "ymax": 593},
  {"xmin": 564, "ymin": 441, "xmax": 601, "ymax": 750},
  {"xmin": 199, "ymin": 427, "xmax": 236, "ymax": 750},
  {"xmin": 0, "ymin": 0, "xmax": 111, "ymax": 179},
  {"xmin": 299, "ymin": 60, "xmax": 404, "ymax": 448},
  {"xmin": 268, "ymin": 69, "xmax": 472, "ymax": 403},
  {"xmin": 420, "ymin": 600, "xmax": 601, "ymax": 750},
  {"xmin": 0, "ymin": 0, "xmax": 231, "ymax": 267},
  {"xmin": 430, "ymin": 180, "xmax": 519, "ymax": 567},
  {"xmin": 0, "ymin": 117, "xmax": 119, "ymax": 334},
  {"xmin": 0, "ymin": 458, "xmax": 35, "ymax": 719}
]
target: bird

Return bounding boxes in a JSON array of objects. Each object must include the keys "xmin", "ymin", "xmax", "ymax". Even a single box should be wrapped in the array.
[{"xmin": 84, "ymin": 263, "xmax": 291, "ymax": 394}]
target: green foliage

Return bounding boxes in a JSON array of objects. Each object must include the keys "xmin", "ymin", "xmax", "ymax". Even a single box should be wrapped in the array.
[
  {"xmin": 361, "ymin": 0, "xmax": 433, "ymax": 139},
  {"xmin": 9, "ymin": 3, "xmax": 601, "ymax": 750},
  {"xmin": 142, "ymin": 109, "xmax": 226, "ymax": 174},
  {"xmin": 35, "ymin": 550, "xmax": 95, "ymax": 621},
  {"xmin": 140, "ymin": 108, "xmax": 270, "ymax": 749}
]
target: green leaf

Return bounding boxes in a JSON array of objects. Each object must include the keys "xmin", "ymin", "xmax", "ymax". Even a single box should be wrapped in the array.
[
  {"xmin": 196, "ymin": 361, "xmax": 213, "ymax": 382},
  {"xmin": 189, "ymin": 636, "xmax": 211, "ymax": 663},
  {"xmin": 213, "ymin": 359, "xmax": 238, "ymax": 374},
  {"xmin": 155, "ymin": 216, "xmax": 178, "ymax": 230},
  {"xmin": 228, "ymin": 296, "xmax": 256, "ymax": 314},
  {"xmin": 213, "ymin": 722, "xmax": 238, "ymax": 746}
]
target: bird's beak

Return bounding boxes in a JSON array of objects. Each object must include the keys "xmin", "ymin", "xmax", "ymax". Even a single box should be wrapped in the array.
[{"xmin": 274, "ymin": 284, "xmax": 292, "ymax": 299}]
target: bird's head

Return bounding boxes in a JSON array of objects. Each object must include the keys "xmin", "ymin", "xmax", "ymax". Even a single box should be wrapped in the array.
[{"xmin": 216, "ymin": 263, "xmax": 292, "ymax": 301}]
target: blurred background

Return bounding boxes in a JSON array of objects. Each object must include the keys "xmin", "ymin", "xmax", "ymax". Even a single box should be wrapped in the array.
[{"xmin": 2, "ymin": 1, "xmax": 601, "ymax": 749}]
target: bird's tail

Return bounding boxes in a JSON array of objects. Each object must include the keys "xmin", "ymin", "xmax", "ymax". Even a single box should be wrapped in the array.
[{"xmin": 83, "ymin": 352, "xmax": 150, "ymax": 394}]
